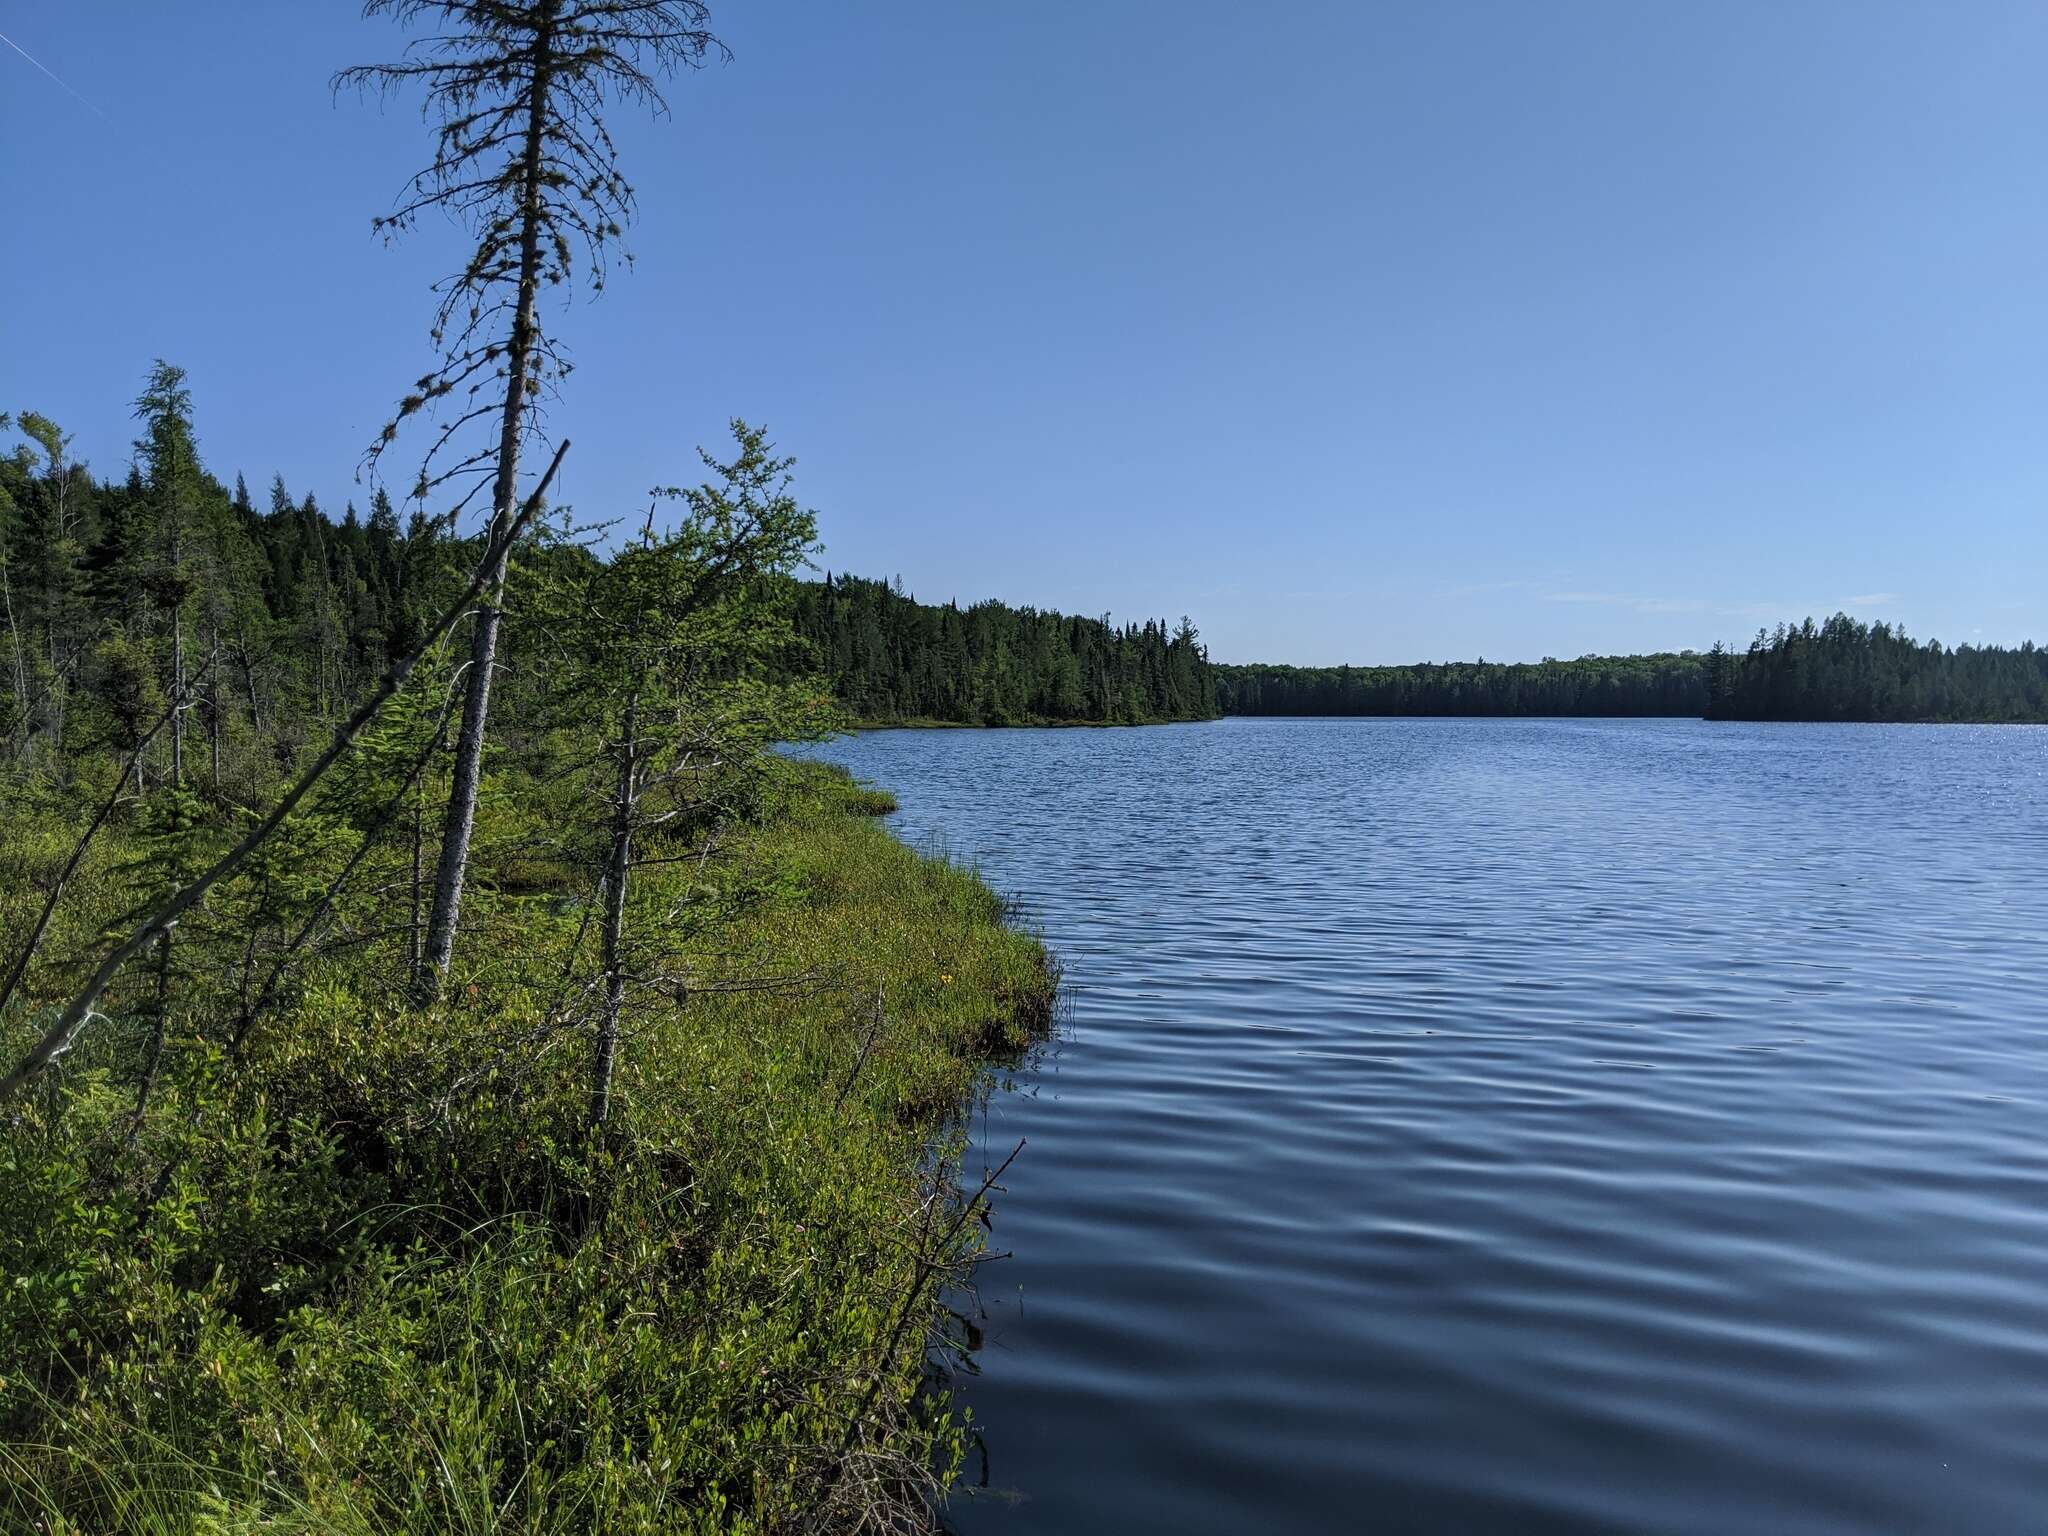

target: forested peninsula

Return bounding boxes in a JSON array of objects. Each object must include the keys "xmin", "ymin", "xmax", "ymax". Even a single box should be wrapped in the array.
[
  {"xmin": 0, "ymin": 411, "xmax": 1218, "ymax": 740},
  {"xmin": 792, "ymin": 574, "xmax": 1218, "ymax": 726},
  {"xmin": 1213, "ymin": 621, "xmax": 2048, "ymax": 725},
  {"xmin": 790, "ymin": 585, "xmax": 2047, "ymax": 726},
  {"xmin": 1705, "ymin": 615, "xmax": 2048, "ymax": 723}
]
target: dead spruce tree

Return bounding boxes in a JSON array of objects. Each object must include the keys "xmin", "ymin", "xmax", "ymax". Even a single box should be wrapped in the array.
[{"xmin": 337, "ymin": 0, "xmax": 725, "ymax": 1000}]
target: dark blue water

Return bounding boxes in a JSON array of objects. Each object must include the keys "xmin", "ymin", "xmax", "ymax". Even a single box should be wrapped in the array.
[{"xmin": 816, "ymin": 718, "xmax": 2048, "ymax": 1535}]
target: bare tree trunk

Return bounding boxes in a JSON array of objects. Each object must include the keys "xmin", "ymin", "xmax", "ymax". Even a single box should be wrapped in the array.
[
  {"xmin": 136, "ymin": 929, "xmax": 173, "ymax": 1122},
  {"xmin": 44, "ymin": 464, "xmax": 69, "ymax": 748},
  {"xmin": 0, "ymin": 539, "xmax": 27, "ymax": 757},
  {"xmin": 235, "ymin": 620, "xmax": 265, "ymax": 733},
  {"xmin": 409, "ymin": 773, "xmax": 426, "ymax": 987},
  {"xmin": 591, "ymin": 687, "xmax": 639, "ymax": 1127},
  {"xmin": 417, "ymin": 6, "xmax": 558, "ymax": 1000},
  {"xmin": 207, "ymin": 625, "xmax": 222, "ymax": 784},
  {"xmin": 169, "ymin": 608, "xmax": 185, "ymax": 789},
  {"xmin": 47, "ymin": 625, "xmax": 64, "ymax": 750},
  {"xmin": 163, "ymin": 486, "xmax": 186, "ymax": 789}
]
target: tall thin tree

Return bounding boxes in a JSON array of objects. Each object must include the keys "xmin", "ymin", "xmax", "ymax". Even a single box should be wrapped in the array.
[
  {"xmin": 337, "ymin": 0, "xmax": 724, "ymax": 998},
  {"xmin": 0, "ymin": 416, "xmax": 27, "ymax": 755},
  {"xmin": 9, "ymin": 413, "xmax": 81, "ymax": 748},
  {"xmin": 132, "ymin": 362, "xmax": 198, "ymax": 790}
]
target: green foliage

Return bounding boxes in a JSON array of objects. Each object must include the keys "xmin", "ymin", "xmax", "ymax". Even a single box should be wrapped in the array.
[
  {"xmin": 1707, "ymin": 614, "xmax": 2048, "ymax": 723},
  {"xmin": 1218, "ymin": 622, "xmax": 2048, "ymax": 723},
  {"xmin": 842, "ymin": 784, "xmax": 898, "ymax": 816},
  {"xmin": 792, "ymin": 575, "xmax": 1217, "ymax": 726},
  {"xmin": 2, "ymin": 380, "xmax": 447, "ymax": 785},
  {"xmin": 541, "ymin": 419, "xmax": 833, "ymax": 758},
  {"xmin": 5, "ymin": 388, "xmax": 1227, "ymax": 755},
  {"xmin": 0, "ymin": 760, "xmax": 1054, "ymax": 1532},
  {"xmin": 1215, "ymin": 651, "xmax": 1711, "ymax": 716},
  {"xmin": 0, "ymin": 373, "xmax": 1059, "ymax": 1531}
]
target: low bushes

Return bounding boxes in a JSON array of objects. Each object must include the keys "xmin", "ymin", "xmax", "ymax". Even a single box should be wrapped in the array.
[{"xmin": 0, "ymin": 761, "xmax": 1052, "ymax": 1533}]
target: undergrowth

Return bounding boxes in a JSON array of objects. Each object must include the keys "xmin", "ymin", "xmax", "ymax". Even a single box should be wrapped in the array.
[{"xmin": 0, "ymin": 760, "xmax": 1053, "ymax": 1534}]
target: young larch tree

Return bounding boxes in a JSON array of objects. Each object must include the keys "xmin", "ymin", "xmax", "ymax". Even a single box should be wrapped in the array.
[{"xmin": 337, "ymin": 0, "xmax": 725, "ymax": 998}]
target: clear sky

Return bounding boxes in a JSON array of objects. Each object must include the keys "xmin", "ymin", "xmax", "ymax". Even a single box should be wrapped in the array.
[{"xmin": 3, "ymin": 2, "xmax": 2043, "ymax": 664}]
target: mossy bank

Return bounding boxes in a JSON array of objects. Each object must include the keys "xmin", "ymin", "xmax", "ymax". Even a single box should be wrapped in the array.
[{"xmin": 0, "ymin": 760, "xmax": 1054, "ymax": 1533}]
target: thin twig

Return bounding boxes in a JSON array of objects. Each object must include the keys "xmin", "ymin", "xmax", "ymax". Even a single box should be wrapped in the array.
[
  {"xmin": 834, "ymin": 985, "xmax": 886, "ymax": 1112},
  {"xmin": 828, "ymin": 1139, "xmax": 1025, "ymax": 1474}
]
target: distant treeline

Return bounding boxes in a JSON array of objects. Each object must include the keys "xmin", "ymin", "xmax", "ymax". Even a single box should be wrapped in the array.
[
  {"xmin": 1214, "ymin": 652, "xmax": 1710, "ymax": 717},
  {"xmin": 1213, "ymin": 618, "xmax": 2048, "ymax": 724},
  {"xmin": 788, "ymin": 573, "xmax": 1219, "ymax": 725},
  {"xmin": 8, "ymin": 402, "xmax": 2035, "ymax": 733},
  {"xmin": 1707, "ymin": 615, "xmax": 2048, "ymax": 723}
]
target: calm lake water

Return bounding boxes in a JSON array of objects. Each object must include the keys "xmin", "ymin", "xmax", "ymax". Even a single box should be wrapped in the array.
[{"xmin": 814, "ymin": 718, "xmax": 2048, "ymax": 1535}]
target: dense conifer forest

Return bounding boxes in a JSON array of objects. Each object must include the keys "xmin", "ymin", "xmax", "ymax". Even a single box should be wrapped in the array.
[
  {"xmin": 1217, "ymin": 625, "xmax": 2048, "ymax": 724},
  {"xmin": 1705, "ymin": 615, "xmax": 2048, "ymax": 723},
  {"xmin": 0, "ymin": 408, "xmax": 1217, "ymax": 743},
  {"xmin": 1, "ymin": 399, "xmax": 476, "ymax": 754},
  {"xmin": 790, "ymin": 573, "xmax": 1218, "ymax": 725},
  {"xmin": 8, "ymin": 409, "xmax": 2038, "ymax": 737},
  {"xmin": 1214, "ymin": 652, "xmax": 1712, "ymax": 717}
]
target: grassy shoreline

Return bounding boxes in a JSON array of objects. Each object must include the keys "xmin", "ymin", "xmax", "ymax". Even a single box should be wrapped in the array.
[{"xmin": 0, "ymin": 759, "xmax": 1054, "ymax": 1533}]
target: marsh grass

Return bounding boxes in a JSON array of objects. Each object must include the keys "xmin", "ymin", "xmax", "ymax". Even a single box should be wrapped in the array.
[
  {"xmin": 842, "ymin": 785, "xmax": 900, "ymax": 817},
  {"xmin": 0, "ymin": 760, "xmax": 1054, "ymax": 1533}
]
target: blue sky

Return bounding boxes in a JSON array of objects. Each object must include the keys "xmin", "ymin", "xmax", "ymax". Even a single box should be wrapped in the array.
[{"xmin": 3, "ymin": 1, "xmax": 2042, "ymax": 664}]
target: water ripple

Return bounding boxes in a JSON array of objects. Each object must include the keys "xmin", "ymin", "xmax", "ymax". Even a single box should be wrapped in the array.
[{"xmin": 814, "ymin": 718, "xmax": 2048, "ymax": 1535}]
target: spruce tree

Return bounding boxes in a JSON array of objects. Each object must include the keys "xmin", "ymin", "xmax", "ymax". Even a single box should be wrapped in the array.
[{"xmin": 131, "ymin": 363, "xmax": 201, "ymax": 788}]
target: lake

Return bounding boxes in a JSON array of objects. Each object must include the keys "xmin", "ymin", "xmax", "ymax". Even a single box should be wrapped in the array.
[{"xmin": 812, "ymin": 717, "xmax": 2048, "ymax": 1535}]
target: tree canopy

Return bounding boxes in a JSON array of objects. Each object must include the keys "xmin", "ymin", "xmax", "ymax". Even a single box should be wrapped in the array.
[
  {"xmin": 790, "ymin": 573, "xmax": 1219, "ymax": 726},
  {"xmin": 1706, "ymin": 614, "xmax": 2048, "ymax": 723},
  {"xmin": 1214, "ymin": 652, "xmax": 1711, "ymax": 717}
]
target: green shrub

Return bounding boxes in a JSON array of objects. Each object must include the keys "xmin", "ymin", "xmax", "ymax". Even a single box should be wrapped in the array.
[{"xmin": 0, "ymin": 761, "xmax": 1053, "ymax": 1533}]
